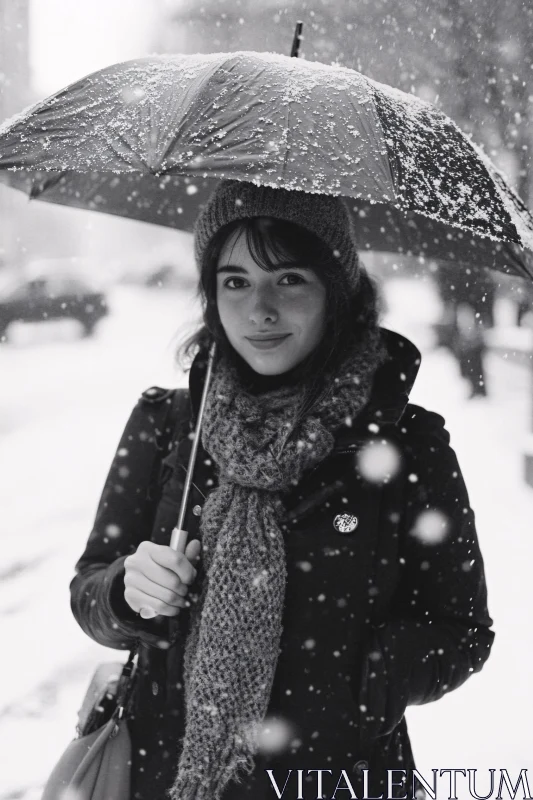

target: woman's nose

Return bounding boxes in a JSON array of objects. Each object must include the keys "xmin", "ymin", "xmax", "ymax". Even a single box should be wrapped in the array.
[{"xmin": 248, "ymin": 288, "xmax": 279, "ymax": 325}]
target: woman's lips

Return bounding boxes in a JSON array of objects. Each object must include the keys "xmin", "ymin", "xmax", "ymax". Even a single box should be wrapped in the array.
[{"xmin": 245, "ymin": 334, "xmax": 291, "ymax": 350}]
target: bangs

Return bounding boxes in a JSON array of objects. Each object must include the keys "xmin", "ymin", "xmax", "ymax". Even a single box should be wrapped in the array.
[{"xmin": 226, "ymin": 217, "xmax": 335, "ymax": 274}]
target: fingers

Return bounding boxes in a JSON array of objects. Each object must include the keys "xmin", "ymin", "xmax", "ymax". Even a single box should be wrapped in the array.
[
  {"xmin": 139, "ymin": 541, "xmax": 199, "ymax": 586},
  {"xmin": 124, "ymin": 571, "xmax": 187, "ymax": 610},
  {"xmin": 128, "ymin": 558, "xmax": 189, "ymax": 597},
  {"xmin": 185, "ymin": 538, "xmax": 202, "ymax": 565},
  {"xmin": 123, "ymin": 540, "xmax": 202, "ymax": 620},
  {"xmin": 123, "ymin": 584, "xmax": 185, "ymax": 617}
]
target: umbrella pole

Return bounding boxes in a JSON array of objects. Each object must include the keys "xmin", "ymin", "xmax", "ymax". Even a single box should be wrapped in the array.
[
  {"xmin": 290, "ymin": 21, "xmax": 303, "ymax": 58},
  {"xmin": 139, "ymin": 341, "xmax": 216, "ymax": 619},
  {"xmin": 170, "ymin": 339, "xmax": 217, "ymax": 552}
]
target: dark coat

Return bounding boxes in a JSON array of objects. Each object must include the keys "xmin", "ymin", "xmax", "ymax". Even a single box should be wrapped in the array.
[{"xmin": 70, "ymin": 329, "xmax": 495, "ymax": 800}]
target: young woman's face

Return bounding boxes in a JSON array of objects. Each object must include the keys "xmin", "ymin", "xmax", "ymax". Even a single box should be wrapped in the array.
[{"xmin": 216, "ymin": 226, "xmax": 327, "ymax": 375}]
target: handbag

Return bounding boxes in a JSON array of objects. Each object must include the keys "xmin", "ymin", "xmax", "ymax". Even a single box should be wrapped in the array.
[
  {"xmin": 41, "ymin": 387, "xmax": 191, "ymax": 800},
  {"xmin": 41, "ymin": 648, "xmax": 138, "ymax": 800}
]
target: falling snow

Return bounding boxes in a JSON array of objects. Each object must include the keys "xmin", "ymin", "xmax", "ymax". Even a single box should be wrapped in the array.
[
  {"xmin": 356, "ymin": 438, "xmax": 402, "ymax": 483},
  {"xmin": 410, "ymin": 509, "xmax": 450, "ymax": 545}
]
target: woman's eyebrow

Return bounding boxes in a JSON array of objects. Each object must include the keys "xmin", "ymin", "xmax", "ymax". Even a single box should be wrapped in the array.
[
  {"xmin": 217, "ymin": 265, "xmax": 248, "ymax": 274},
  {"xmin": 216, "ymin": 263, "xmax": 312, "ymax": 274}
]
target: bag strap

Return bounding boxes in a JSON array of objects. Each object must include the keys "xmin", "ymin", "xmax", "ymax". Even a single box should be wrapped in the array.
[
  {"xmin": 114, "ymin": 647, "xmax": 139, "ymax": 722},
  {"xmin": 116, "ymin": 386, "xmax": 192, "ymax": 710}
]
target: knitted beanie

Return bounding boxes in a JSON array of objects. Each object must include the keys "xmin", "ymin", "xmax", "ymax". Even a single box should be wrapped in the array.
[{"xmin": 193, "ymin": 180, "xmax": 360, "ymax": 292}]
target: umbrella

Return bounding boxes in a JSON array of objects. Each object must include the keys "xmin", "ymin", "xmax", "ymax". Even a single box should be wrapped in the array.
[{"xmin": 0, "ymin": 51, "xmax": 532, "ymax": 279}]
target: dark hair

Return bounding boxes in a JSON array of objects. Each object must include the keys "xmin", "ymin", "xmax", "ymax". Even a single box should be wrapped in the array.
[{"xmin": 175, "ymin": 216, "xmax": 382, "ymax": 424}]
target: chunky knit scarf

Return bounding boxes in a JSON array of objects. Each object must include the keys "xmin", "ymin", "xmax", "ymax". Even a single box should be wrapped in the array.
[{"xmin": 169, "ymin": 332, "xmax": 385, "ymax": 800}]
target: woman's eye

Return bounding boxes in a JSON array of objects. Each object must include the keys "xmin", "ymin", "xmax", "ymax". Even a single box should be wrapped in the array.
[
  {"xmin": 224, "ymin": 277, "xmax": 248, "ymax": 289},
  {"xmin": 279, "ymin": 273, "xmax": 305, "ymax": 285}
]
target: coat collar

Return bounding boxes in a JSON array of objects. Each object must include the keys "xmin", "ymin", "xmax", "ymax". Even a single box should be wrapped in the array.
[
  {"xmin": 334, "ymin": 327, "xmax": 421, "ymax": 447},
  {"xmin": 188, "ymin": 328, "xmax": 421, "ymax": 445}
]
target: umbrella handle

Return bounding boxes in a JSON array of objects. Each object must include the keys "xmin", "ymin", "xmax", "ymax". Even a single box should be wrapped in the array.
[
  {"xmin": 169, "ymin": 338, "xmax": 217, "ymax": 552},
  {"xmin": 140, "ymin": 520, "xmax": 197, "ymax": 616},
  {"xmin": 141, "ymin": 520, "xmax": 194, "ymax": 618},
  {"xmin": 170, "ymin": 527, "xmax": 188, "ymax": 554}
]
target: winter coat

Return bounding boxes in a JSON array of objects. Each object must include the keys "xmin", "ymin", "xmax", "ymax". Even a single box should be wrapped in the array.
[{"xmin": 70, "ymin": 328, "xmax": 495, "ymax": 800}]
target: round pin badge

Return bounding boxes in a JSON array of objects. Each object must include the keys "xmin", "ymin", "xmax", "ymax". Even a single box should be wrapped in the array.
[{"xmin": 333, "ymin": 513, "xmax": 359, "ymax": 534}]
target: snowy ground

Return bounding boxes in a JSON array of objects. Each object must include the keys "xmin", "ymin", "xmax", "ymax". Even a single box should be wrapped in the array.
[{"xmin": 0, "ymin": 276, "xmax": 532, "ymax": 799}]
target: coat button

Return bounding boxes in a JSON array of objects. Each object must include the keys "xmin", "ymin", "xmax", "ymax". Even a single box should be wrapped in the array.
[
  {"xmin": 333, "ymin": 513, "xmax": 358, "ymax": 533},
  {"xmin": 354, "ymin": 760, "xmax": 369, "ymax": 775},
  {"xmin": 192, "ymin": 504, "xmax": 202, "ymax": 516}
]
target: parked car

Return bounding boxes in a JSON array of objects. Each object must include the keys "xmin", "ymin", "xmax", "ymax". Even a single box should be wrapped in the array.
[
  {"xmin": 144, "ymin": 264, "xmax": 178, "ymax": 288},
  {"xmin": 0, "ymin": 274, "xmax": 108, "ymax": 341}
]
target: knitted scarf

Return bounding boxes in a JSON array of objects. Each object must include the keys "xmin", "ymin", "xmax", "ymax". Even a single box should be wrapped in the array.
[{"xmin": 169, "ymin": 332, "xmax": 385, "ymax": 800}]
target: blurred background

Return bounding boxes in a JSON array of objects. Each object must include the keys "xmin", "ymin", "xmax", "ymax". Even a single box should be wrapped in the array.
[{"xmin": 1, "ymin": 1, "xmax": 533, "ymax": 797}]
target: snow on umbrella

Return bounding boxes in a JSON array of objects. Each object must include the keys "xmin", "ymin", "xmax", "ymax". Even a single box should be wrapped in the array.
[{"xmin": 0, "ymin": 50, "xmax": 532, "ymax": 280}]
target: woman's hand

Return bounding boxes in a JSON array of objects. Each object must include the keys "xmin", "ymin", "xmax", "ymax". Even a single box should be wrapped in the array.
[{"xmin": 123, "ymin": 539, "xmax": 201, "ymax": 618}]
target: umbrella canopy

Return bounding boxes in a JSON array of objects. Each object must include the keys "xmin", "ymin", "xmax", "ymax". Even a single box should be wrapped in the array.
[{"xmin": 1, "ymin": 51, "xmax": 532, "ymax": 279}]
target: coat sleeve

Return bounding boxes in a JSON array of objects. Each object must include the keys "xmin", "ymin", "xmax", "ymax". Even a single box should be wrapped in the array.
[
  {"xmin": 69, "ymin": 396, "xmax": 175, "ymax": 651},
  {"xmin": 357, "ymin": 406, "xmax": 495, "ymax": 741}
]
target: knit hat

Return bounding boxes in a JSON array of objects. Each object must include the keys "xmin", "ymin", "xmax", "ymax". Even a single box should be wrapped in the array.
[{"xmin": 193, "ymin": 180, "xmax": 361, "ymax": 292}]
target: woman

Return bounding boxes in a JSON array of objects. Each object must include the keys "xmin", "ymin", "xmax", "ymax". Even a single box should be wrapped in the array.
[{"xmin": 70, "ymin": 180, "xmax": 495, "ymax": 800}]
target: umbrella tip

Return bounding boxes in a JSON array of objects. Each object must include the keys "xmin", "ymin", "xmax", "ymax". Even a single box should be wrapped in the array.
[{"xmin": 290, "ymin": 21, "xmax": 304, "ymax": 58}]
